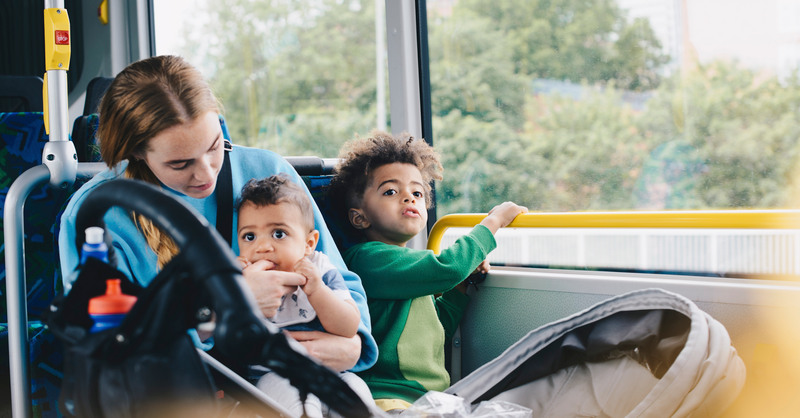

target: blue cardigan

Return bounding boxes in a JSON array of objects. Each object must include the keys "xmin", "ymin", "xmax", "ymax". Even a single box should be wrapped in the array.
[{"xmin": 58, "ymin": 144, "xmax": 378, "ymax": 372}]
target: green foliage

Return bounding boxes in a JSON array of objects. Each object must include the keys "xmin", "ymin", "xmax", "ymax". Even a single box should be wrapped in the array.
[
  {"xmin": 428, "ymin": 8, "xmax": 528, "ymax": 129},
  {"xmin": 434, "ymin": 111, "xmax": 535, "ymax": 214},
  {"xmin": 426, "ymin": 0, "xmax": 674, "ymax": 212},
  {"xmin": 169, "ymin": 0, "xmax": 800, "ymax": 214},
  {"xmin": 639, "ymin": 62, "xmax": 800, "ymax": 208},
  {"xmin": 442, "ymin": 61, "xmax": 800, "ymax": 212},
  {"xmin": 185, "ymin": 0, "xmax": 382, "ymax": 154},
  {"xmin": 430, "ymin": 1, "xmax": 800, "ymax": 212},
  {"xmin": 520, "ymin": 84, "xmax": 648, "ymax": 210},
  {"xmin": 456, "ymin": 0, "xmax": 669, "ymax": 91}
]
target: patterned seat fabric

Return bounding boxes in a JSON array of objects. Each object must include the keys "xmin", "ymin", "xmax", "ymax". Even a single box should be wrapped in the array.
[
  {"xmin": 0, "ymin": 112, "xmax": 73, "ymax": 417},
  {"xmin": 0, "ymin": 112, "xmax": 73, "ymax": 322},
  {"xmin": 303, "ymin": 175, "xmax": 362, "ymax": 253},
  {"xmin": 70, "ymin": 113, "xmax": 102, "ymax": 162}
]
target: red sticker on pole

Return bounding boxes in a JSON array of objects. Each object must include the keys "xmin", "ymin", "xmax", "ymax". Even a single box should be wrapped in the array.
[{"xmin": 55, "ymin": 30, "xmax": 70, "ymax": 45}]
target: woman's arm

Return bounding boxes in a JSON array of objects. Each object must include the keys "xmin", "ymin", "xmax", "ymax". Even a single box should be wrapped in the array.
[
  {"xmin": 58, "ymin": 166, "xmax": 159, "ymax": 289},
  {"xmin": 285, "ymin": 331, "xmax": 361, "ymax": 372}
]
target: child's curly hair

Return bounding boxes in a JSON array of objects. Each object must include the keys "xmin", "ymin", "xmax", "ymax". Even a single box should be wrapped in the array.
[{"xmin": 328, "ymin": 131, "xmax": 443, "ymax": 223}]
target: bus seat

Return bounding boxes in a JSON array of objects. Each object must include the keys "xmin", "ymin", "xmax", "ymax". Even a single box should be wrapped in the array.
[
  {"xmin": 70, "ymin": 76, "xmax": 113, "ymax": 162},
  {"xmin": 82, "ymin": 76, "xmax": 113, "ymax": 116},
  {"xmin": 0, "ymin": 75, "xmax": 43, "ymax": 112},
  {"xmin": 70, "ymin": 113, "xmax": 101, "ymax": 162},
  {"xmin": 301, "ymin": 174, "xmax": 362, "ymax": 253}
]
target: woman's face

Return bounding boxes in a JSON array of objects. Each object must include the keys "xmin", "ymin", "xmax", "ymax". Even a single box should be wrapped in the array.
[{"xmin": 139, "ymin": 111, "xmax": 224, "ymax": 199}]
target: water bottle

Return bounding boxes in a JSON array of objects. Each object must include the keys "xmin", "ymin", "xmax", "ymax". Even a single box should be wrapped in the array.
[
  {"xmin": 81, "ymin": 226, "xmax": 109, "ymax": 264},
  {"xmin": 88, "ymin": 279, "xmax": 137, "ymax": 333}
]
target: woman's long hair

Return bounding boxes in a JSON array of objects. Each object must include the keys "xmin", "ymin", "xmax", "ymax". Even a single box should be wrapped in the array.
[{"xmin": 97, "ymin": 55, "xmax": 220, "ymax": 268}]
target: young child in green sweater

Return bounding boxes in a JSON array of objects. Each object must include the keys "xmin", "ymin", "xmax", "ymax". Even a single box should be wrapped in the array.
[{"xmin": 328, "ymin": 131, "xmax": 527, "ymax": 411}]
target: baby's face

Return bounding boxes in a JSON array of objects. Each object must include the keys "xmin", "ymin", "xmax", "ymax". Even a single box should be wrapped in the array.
[{"xmin": 237, "ymin": 202, "xmax": 315, "ymax": 271}]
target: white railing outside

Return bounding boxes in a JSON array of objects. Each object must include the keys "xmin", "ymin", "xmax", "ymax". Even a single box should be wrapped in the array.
[{"xmin": 441, "ymin": 228, "xmax": 800, "ymax": 276}]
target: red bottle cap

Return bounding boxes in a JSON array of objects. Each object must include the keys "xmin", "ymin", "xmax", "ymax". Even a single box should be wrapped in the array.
[{"xmin": 88, "ymin": 279, "xmax": 137, "ymax": 314}]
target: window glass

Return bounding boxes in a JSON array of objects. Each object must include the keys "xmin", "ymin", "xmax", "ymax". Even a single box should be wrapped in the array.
[
  {"xmin": 427, "ymin": 0, "xmax": 800, "ymax": 276},
  {"xmin": 427, "ymin": 0, "xmax": 800, "ymax": 213},
  {"xmin": 154, "ymin": 0, "xmax": 388, "ymax": 157}
]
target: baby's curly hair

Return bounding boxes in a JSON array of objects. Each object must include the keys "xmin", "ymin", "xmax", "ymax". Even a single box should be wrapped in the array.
[{"xmin": 328, "ymin": 130, "xmax": 443, "ymax": 223}]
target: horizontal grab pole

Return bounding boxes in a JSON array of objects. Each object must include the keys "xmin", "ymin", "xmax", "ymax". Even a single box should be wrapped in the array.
[{"xmin": 427, "ymin": 210, "xmax": 800, "ymax": 253}]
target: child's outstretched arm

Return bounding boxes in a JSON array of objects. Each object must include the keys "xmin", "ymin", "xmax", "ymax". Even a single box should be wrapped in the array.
[
  {"xmin": 295, "ymin": 257, "xmax": 360, "ymax": 338},
  {"xmin": 456, "ymin": 202, "xmax": 527, "ymax": 293},
  {"xmin": 479, "ymin": 201, "xmax": 528, "ymax": 234}
]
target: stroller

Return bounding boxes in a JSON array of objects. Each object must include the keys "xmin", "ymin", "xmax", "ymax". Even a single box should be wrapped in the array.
[
  {"xmin": 46, "ymin": 179, "xmax": 377, "ymax": 417},
  {"xmin": 444, "ymin": 287, "xmax": 746, "ymax": 417}
]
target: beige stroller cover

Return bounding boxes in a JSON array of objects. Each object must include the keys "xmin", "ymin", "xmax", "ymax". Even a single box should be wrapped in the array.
[{"xmin": 446, "ymin": 288, "xmax": 745, "ymax": 417}]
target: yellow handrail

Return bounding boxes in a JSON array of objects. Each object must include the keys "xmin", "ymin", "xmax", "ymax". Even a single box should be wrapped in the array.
[{"xmin": 427, "ymin": 210, "xmax": 800, "ymax": 253}]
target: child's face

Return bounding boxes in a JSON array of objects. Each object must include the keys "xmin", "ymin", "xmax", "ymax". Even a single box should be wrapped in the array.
[
  {"xmin": 350, "ymin": 162, "xmax": 428, "ymax": 246},
  {"xmin": 237, "ymin": 201, "xmax": 318, "ymax": 271}
]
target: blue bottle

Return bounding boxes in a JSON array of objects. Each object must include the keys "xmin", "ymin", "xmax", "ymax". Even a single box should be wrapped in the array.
[{"xmin": 81, "ymin": 226, "xmax": 108, "ymax": 264}]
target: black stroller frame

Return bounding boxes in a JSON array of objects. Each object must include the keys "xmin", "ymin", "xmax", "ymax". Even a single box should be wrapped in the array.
[{"xmin": 51, "ymin": 179, "xmax": 373, "ymax": 417}]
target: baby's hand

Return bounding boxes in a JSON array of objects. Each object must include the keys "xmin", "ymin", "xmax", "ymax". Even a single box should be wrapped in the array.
[
  {"xmin": 237, "ymin": 256, "xmax": 251, "ymax": 269},
  {"xmin": 481, "ymin": 202, "xmax": 528, "ymax": 233},
  {"xmin": 294, "ymin": 257, "xmax": 323, "ymax": 296}
]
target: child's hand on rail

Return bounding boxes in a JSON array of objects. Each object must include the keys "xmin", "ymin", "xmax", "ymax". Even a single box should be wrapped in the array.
[
  {"xmin": 480, "ymin": 201, "xmax": 528, "ymax": 234},
  {"xmin": 474, "ymin": 259, "xmax": 490, "ymax": 275}
]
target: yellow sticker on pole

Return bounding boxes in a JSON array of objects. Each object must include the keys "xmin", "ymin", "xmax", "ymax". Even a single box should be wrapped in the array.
[{"xmin": 44, "ymin": 8, "xmax": 71, "ymax": 71}]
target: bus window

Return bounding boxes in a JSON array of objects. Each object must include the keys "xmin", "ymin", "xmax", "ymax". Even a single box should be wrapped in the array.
[
  {"xmin": 427, "ymin": 0, "xmax": 800, "ymax": 214},
  {"xmin": 153, "ymin": 0, "xmax": 390, "ymax": 158},
  {"xmin": 426, "ymin": 0, "xmax": 800, "ymax": 277}
]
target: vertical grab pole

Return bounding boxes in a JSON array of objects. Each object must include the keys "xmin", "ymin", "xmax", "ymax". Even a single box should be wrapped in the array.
[
  {"xmin": 6, "ymin": 168, "xmax": 51, "ymax": 418},
  {"xmin": 7, "ymin": 1, "xmax": 77, "ymax": 417},
  {"xmin": 42, "ymin": 0, "xmax": 77, "ymax": 190}
]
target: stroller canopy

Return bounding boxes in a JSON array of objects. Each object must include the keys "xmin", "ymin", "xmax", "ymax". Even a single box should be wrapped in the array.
[{"xmin": 446, "ymin": 288, "xmax": 745, "ymax": 417}]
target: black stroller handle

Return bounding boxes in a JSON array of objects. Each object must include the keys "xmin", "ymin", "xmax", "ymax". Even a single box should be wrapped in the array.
[
  {"xmin": 74, "ymin": 179, "xmax": 262, "ymax": 347},
  {"xmin": 74, "ymin": 179, "xmax": 372, "ymax": 417},
  {"xmin": 74, "ymin": 178, "xmax": 250, "ymax": 316}
]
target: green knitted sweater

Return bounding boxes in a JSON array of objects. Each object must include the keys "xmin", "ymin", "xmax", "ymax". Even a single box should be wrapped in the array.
[{"xmin": 344, "ymin": 225, "xmax": 496, "ymax": 403}]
